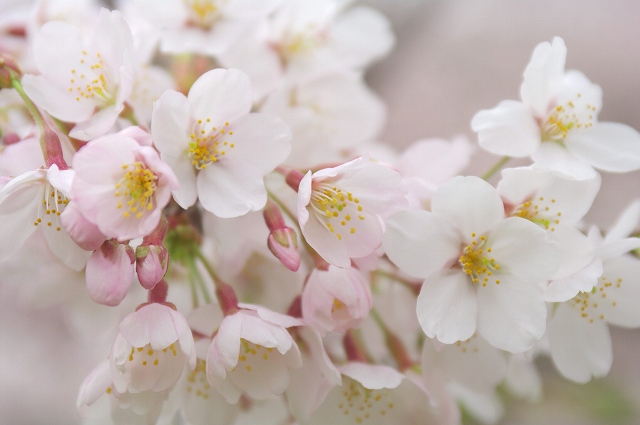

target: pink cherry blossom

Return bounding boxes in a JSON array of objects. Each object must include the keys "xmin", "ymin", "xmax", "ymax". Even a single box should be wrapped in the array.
[
  {"xmin": 110, "ymin": 302, "xmax": 196, "ymax": 394},
  {"xmin": 71, "ymin": 128, "xmax": 179, "ymax": 241},
  {"xmin": 22, "ymin": 8, "xmax": 135, "ymax": 140},
  {"xmin": 302, "ymin": 265, "xmax": 372, "ymax": 335},
  {"xmin": 298, "ymin": 155, "xmax": 407, "ymax": 268},
  {"xmin": 206, "ymin": 307, "xmax": 302, "ymax": 403}
]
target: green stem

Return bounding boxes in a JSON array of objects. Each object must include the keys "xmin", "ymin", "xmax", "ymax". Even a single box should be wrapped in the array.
[
  {"xmin": 187, "ymin": 268, "xmax": 199, "ymax": 309},
  {"xmin": 480, "ymin": 156, "xmax": 510, "ymax": 181},
  {"xmin": 192, "ymin": 258, "xmax": 213, "ymax": 304},
  {"xmin": 191, "ymin": 244, "xmax": 223, "ymax": 289},
  {"xmin": 10, "ymin": 71, "xmax": 67, "ymax": 168}
]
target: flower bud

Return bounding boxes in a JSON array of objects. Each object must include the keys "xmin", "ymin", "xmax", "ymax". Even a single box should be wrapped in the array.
[
  {"xmin": 135, "ymin": 245, "xmax": 169, "ymax": 290},
  {"xmin": 86, "ymin": 240, "xmax": 135, "ymax": 306},
  {"xmin": 268, "ymin": 228, "xmax": 301, "ymax": 272}
]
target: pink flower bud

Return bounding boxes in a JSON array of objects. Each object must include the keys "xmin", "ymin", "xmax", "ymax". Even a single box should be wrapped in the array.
[
  {"xmin": 135, "ymin": 245, "xmax": 169, "ymax": 290},
  {"xmin": 268, "ymin": 228, "xmax": 301, "ymax": 272},
  {"xmin": 86, "ymin": 240, "xmax": 135, "ymax": 306}
]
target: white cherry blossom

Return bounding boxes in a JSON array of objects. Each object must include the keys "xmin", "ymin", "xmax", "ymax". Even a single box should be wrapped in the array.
[
  {"xmin": 152, "ymin": 68, "xmax": 291, "ymax": 218},
  {"xmin": 383, "ymin": 176, "xmax": 562, "ymax": 353},
  {"xmin": 472, "ymin": 37, "xmax": 640, "ymax": 177}
]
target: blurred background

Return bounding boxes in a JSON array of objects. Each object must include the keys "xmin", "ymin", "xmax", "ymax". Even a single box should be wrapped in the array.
[{"xmin": 2, "ymin": 1, "xmax": 640, "ymax": 424}]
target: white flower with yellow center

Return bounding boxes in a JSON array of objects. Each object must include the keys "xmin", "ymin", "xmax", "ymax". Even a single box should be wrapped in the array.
[
  {"xmin": 0, "ymin": 164, "xmax": 89, "ymax": 270},
  {"xmin": 22, "ymin": 8, "xmax": 134, "ymax": 141},
  {"xmin": 110, "ymin": 302, "xmax": 196, "ymax": 394},
  {"xmin": 152, "ymin": 68, "xmax": 291, "ymax": 218},
  {"xmin": 383, "ymin": 176, "xmax": 562, "ymax": 353},
  {"xmin": 206, "ymin": 306, "xmax": 302, "ymax": 403},
  {"xmin": 548, "ymin": 255, "xmax": 640, "ymax": 383},
  {"xmin": 472, "ymin": 37, "xmax": 640, "ymax": 178},
  {"xmin": 71, "ymin": 128, "xmax": 178, "ymax": 241},
  {"xmin": 307, "ymin": 362, "xmax": 438, "ymax": 425},
  {"xmin": 298, "ymin": 156, "xmax": 407, "ymax": 268}
]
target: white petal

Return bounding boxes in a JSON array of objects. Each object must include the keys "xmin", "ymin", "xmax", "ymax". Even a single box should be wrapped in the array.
[
  {"xmin": 188, "ymin": 68, "xmax": 252, "ymax": 125},
  {"xmin": 197, "ymin": 164, "xmax": 266, "ymax": 218},
  {"xmin": 597, "ymin": 256, "xmax": 640, "ymax": 328},
  {"xmin": 168, "ymin": 156, "xmax": 198, "ymax": 209},
  {"xmin": 225, "ymin": 113, "xmax": 291, "ymax": 174},
  {"xmin": 605, "ymin": 200, "xmax": 640, "ymax": 242},
  {"xmin": 69, "ymin": 104, "xmax": 122, "ymax": 141},
  {"xmin": 488, "ymin": 217, "xmax": 562, "ymax": 284},
  {"xmin": 565, "ymin": 122, "xmax": 640, "ymax": 172},
  {"xmin": 151, "ymin": 89, "xmax": 192, "ymax": 157},
  {"xmin": 520, "ymin": 37, "xmax": 566, "ymax": 116},
  {"xmin": 22, "ymin": 74, "xmax": 95, "ymax": 123},
  {"xmin": 417, "ymin": 270, "xmax": 477, "ymax": 344},
  {"xmin": 431, "ymin": 176, "xmax": 504, "ymax": 240},
  {"xmin": 548, "ymin": 302, "xmax": 612, "ymax": 383},
  {"xmin": 498, "ymin": 166, "xmax": 601, "ymax": 225},
  {"xmin": 471, "ymin": 100, "xmax": 540, "ymax": 157},
  {"xmin": 544, "ymin": 257, "xmax": 603, "ymax": 303},
  {"xmin": 531, "ymin": 142, "xmax": 598, "ymax": 180},
  {"xmin": 383, "ymin": 210, "xmax": 459, "ymax": 279},
  {"xmin": 476, "ymin": 274, "xmax": 546, "ymax": 353}
]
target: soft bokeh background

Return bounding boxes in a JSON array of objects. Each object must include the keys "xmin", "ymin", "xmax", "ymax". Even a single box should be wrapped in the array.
[{"xmin": 2, "ymin": 1, "xmax": 640, "ymax": 424}]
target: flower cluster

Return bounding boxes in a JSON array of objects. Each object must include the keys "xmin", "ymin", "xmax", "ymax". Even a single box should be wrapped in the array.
[{"xmin": 1, "ymin": 2, "xmax": 640, "ymax": 424}]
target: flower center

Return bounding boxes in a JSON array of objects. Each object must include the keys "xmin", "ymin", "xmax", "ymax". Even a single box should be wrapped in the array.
[
  {"xmin": 458, "ymin": 233, "xmax": 501, "ymax": 287},
  {"xmin": 114, "ymin": 161, "xmax": 158, "ymax": 219},
  {"xmin": 183, "ymin": 0, "xmax": 223, "ymax": 29},
  {"xmin": 68, "ymin": 50, "xmax": 114, "ymax": 105},
  {"xmin": 570, "ymin": 275, "xmax": 622, "ymax": 323},
  {"xmin": 541, "ymin": 93, "xmax": 597, "ymax": 142},
  {"xmin": 188, "ymin": 118, "xmax": 234, "ymax": 170},
  {"xmin": 186, "ymin": 359, "xmax": 211, "ymax": 400},
  {"xmin": 335, "ymin": 377, "xmax": 394, "ymax": 422},
  {"xmin": 33, "ymin": 182, "xmax": 69, "ymax": 231},
  {"xmin": 454, "ymin": 333, "xmax": 480, "ymax": 354},
  {"xmin": 232, "ymin": 339, "xmax": 274, "ymax": 373},
  {"xmin": 513, "ymin": 196, "xmax": 562, "ymax": 231},
  {"xmin": 127, "ymin": 343, "xmax": 178, "ymax": 367},
  {"xmin": 310, "ymin": 183, "xmax": 365, "ymax": 241}
]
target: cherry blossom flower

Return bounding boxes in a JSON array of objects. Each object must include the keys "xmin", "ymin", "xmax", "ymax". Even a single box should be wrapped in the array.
[
  {"xmin": 206, "ymin": 306, "xmax": 302, "ymax": 403},
  {"xmin": 302, "ymin": 265, "xmax": 372, "ymax": 335},
  {"xmin": 472, "ymin": 37, "xmax": 640, "ymax": 177},
  {"xmin": 0, "ymin": 164, "xmax": 89, "ymax": 270},
  {"xmin": 298, "ymin": 155, "xmax": 407, "ymax": 268},
  {"xmin": 22, "ymin": 8, "xmax": 134, "ymax": 140},
  {"xmin": 498, "ymin": 166, "xmax": 602, "ymax": 300},
  {"xmin": 110, "ymin": 302, "xmax": 196, "ymax": 394},
  {"xmin": 383, "ymin": 176, "xmax": 562, "ymax": 352},
  {"xmin": 71, "ymin": 128, "xmax": 178, "ymax": 241},
  {"xmin": 151, "ymin": 68, "xmax": 291, "ymax": 218},
  {"xmin": 307, "ymin": 362, "xmax": 437, "ymax": 425}
]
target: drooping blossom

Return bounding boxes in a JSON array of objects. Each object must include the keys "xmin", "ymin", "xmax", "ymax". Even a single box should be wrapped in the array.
[
  {"xmin": 0, "ymin": 163, "xmax": 89, "ymax": 270},
  {"xmin": 472, "ymin": 37, "xmax": 640, "ymax": 177},
  {"xmin": 302, "ymin": 265, "xmax": 372, "ymax": 335},
  {"xmin": 307, "ymin": 362, "xmax": 437, "ymax": 425},
  {"xmin": 71, "ymin": 127, "xmax": 179, "ymax": 241},
  {"xmin": 383, "ymin": 176, "xmax": 562, "ymax": 352},
  {"xmin": 152, "ymin": 68, "xmax": 291, "ymax": 218},
  {"xmin": 110, "ymin": 302, "xmax": 196, "ymax": 394},
  {"xmin": 206, "ymin": 305, "xmax": 302, "ymax": 403},
  {"xmin": 298, "ymin": 155, "xmax": 407, "ymax": 268},
  {"xmin": 22, "ymin": 8, "xmax": 135, "ymax": 140}
]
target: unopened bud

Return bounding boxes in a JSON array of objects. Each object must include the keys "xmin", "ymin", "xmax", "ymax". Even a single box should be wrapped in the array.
[
  {"xmin": 86, "ymin": 240, "xmax": 135, "ymax": 306},
  {"xmin": 135, "ymin": 245, "xmax": 169, "ymax": 289},
  {"xmin": 0, "ymin": 54, "xmax": 21, "ymax": 89},
  {"xmin": 268, "ymin": 228, "xmax": 300, "ymax": 272}
]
